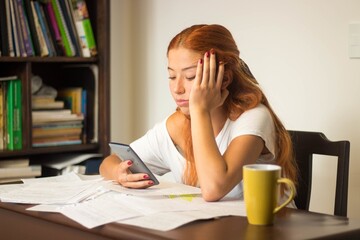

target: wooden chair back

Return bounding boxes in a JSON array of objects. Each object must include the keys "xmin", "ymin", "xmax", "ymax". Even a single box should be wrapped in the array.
[{"xmin": 288, "ymin": 130, "xmax": 350, "ymax": 217}]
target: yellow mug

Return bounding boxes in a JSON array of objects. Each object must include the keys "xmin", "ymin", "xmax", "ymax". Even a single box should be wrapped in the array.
[{"xmin": 243, "ymin": 164, "xmax": 296, "ymax": 225}]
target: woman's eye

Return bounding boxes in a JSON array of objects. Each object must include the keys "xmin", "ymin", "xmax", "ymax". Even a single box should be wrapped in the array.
[
  {"xmin": 168, "ymin": 76, "xmax": 176, "ymax": 80},
  {"xmin": 186, "ymin": 76, "xmax": 195, "ymax": 80}
]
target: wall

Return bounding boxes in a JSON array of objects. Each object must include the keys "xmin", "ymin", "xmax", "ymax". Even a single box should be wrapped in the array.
[{"xmin": 110, "ymin": 0, "xmax": 360, "ymax": 218}]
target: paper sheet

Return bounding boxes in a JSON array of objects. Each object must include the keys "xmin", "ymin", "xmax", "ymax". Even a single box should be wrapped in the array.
[
  {"xmin": 117, "ymin": 196, "xmax": 247, "ymax": 231},
  {"xmin": 0, "ymin": 175, "xmax": 107, "ymax": 204},
  {"xmin": 58, "ymin": 192, "xmax": 246, "ymax": 230},
  {"xmin": 107, "ymin": 180, "xmax": 202, "ymax": 196},
  {"xmin": 59, "ymin": 192, "xmax": 143, "ymax": 228},
  {"xmin": 0, "ymin": 173, "xmax": 247, "ymax": 231},
  {"xmin": 22, "ymin": 172, "xmax": 83, "ymax": 184},
  {"xmin": 0, "ymin": 184, "xmax": 24, "ymax": 194}
]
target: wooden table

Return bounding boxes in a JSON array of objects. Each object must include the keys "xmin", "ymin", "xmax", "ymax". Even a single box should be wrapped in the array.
[{"xmin": 1, "ymin": 201, "xmax": 360, "ymax": 240}]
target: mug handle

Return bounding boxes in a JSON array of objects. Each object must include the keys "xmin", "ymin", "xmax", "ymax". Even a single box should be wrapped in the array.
[{"xmin": 273, "ymin": 178, "xmax": 296, "ymax": 214}]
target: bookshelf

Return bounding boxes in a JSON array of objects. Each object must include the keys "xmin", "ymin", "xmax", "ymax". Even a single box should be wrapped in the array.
[{"xmin": 0, "ymin": 0, "xmax": 110, "ymax": 164}]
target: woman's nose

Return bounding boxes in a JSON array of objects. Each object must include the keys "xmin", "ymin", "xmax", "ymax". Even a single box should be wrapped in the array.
[{"xmin": 174, "ymin": 79, "xmax": 185, "ymax": 94}]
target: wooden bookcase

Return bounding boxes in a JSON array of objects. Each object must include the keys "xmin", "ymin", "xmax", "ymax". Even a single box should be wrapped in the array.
[{"xmin": 0, "ymin": 1, "xmax": 110, "ymax": 162}]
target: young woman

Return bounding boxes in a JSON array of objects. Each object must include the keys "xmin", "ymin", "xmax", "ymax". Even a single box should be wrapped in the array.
[{"xmin": 100, "ymin": 24, "xmax": 298, "ymax": 202}]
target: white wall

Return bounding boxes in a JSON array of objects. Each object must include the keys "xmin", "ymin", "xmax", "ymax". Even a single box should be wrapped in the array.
[{"xmin": 111, "ymin": 0, "xmax": 360, "ymax": 218}]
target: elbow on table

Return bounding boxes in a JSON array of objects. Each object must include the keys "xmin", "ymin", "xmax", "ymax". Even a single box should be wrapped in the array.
[{"xmin": 201, "ymin": 186, "xmax": 225, "ymax": 202}]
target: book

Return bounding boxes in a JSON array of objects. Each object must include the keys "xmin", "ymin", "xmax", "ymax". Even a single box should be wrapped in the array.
[
  {"xmin": 12, "ymin": 0, "xmax": 27, "ymax": 57},
  {"xmin": 33, "ymin": 126, "xmax": 82, "ymax": 138},
  {"xmin": 43, "ymin": 1, "xmax": 65, "ymax": 56},
  {"xmin": 70, "ymin": 0, "xmax": 97, "ymax": 57},
  {"xmin": 0, "ymin": 165, "xmax": 41, "ymax": 179},
  {"xmin": 34, "ymin": 1, "xmax": 55, "ymax": 56},
  {"xmin": 4, "ymin": 0, "xmax": 15, "ymax": 56},
  {"xmin": 32, "ymin": 115, "xmax": 84, "ymax": 124},
  {"xmin": 0, "ymin": 82, "xmax": 7, "ymax": 150},
  {"xmin": 32, "ymin": 139, "xmax": 81, "ymax": 147},
  {"xmin": 69, "ymin": 0, "xmax": 87, "ymax": 56},
  {"xmin": 0, "ymin": 178, "xmax": 24, "ymax": 184},
  {"xmin": 40, "ymin": 2, "xmax": 58, "ymax": 56},
  {"xmin": 0, "ymin": 83, "xmax": 4, "ymax": 150},
  {"xmin": 32, "ymin": 134, "xmax": 81, "ymax": 143},
  {"xmin": 0, "ymin": 158, "xmax": 29, "ymax": 168},
  {"xmin": 32, "ymin": 100, "xmax": 64, "ymax": 110},
  {"xmin": 31, "ymin": 0, "xmax": 49, "ymax": 57},
  {"xmin": 32, "ymin": 109, "xmax": 84, "ymax": 124},
  {"xmin": 61, "ymin": 0, "xmax": 81, "ymax": 56},
  {"xmin": 32, "ymin": 109, "xmax": 72, "ymax": 116},
  {"xmin": 32, "ymin": 121, "xmax": 83, "ymax": 129},
  {"xmin": 0, "ymin": 76, "xmax": 18, "ymax": 81},
  {"xmin": 51, "ymin": 0, "xmax": 75, "ymax": 56},
  {"xmin": 32, "ymin": 119, "xmax": 83, "ymax": 127},
  {"xmin": 9, "ymin": 0, "xmax": 20, "ymax": 56},
  {"xmin": 13, "ymin": 79, "xmax": 22, "ymax": 150},
  {"xmin": 81, "ymin": 88, "xmax": 87, "ymax": 116},
  {"xmin": 57, "ymin": 87, "xmax": 83, "ymax": 114},
  {"xmin": 1, "ymin": 76, "xmax": 19, "ymax": 150},
  {"xmin": 23, "ymin": 0, "xmax": 41, "ymax": 56},
  {"xmin": 15, "ymin": 0, "xmax": 34, "ymax": 56},
  {"xmin": 5, "ymin": 78, "xmax": 22, "ymax": 150},
  {"xmin": 6, "ymin": 79, "xmax": 15, "ymax": 150},
  {"xmin": 32, "ymin": 94, "xmax": 56, "ymax": 103},
  {"xmin": 0, "ymin": 0, "xmax": 9, "ymax": 56}
]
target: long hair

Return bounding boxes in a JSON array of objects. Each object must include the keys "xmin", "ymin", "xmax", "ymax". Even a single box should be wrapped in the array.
[{"xmin": 167, "ymin": 24, "xmax": 298, "ymax": 187}]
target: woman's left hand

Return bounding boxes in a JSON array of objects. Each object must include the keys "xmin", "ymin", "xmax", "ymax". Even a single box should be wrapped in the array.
[{"xmin": 189, "ymin": 49, "xmax": 228, "ymax": 114}]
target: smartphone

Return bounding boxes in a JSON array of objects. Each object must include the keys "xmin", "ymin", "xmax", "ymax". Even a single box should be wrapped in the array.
[{"xmin": 108, "ymin": 142, "xmax": 159, "ymax": 185}]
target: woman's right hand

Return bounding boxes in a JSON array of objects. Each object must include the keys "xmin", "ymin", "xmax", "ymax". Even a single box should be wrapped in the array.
[
  {"xmin": 99, "ymin": 154, "xmax": 154, "ymax": 189},
  {"xmin": 189, "ymin": 49, "xmax": 228, "ymax": 115},
  {"xmin": 115, "ymin": 159, "xmax": 155, "ymax": 189}
]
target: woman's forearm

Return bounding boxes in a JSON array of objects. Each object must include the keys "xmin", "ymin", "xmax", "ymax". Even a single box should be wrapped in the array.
[{"xmin": 191, "ymin": 110, "xmax": 229, "ymax": 201}]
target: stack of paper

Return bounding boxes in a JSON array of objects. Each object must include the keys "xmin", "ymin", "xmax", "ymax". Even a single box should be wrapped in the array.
[
  {"xmin": 0, "ymin": 159, "xmax": 41, "ymax": 183},
  {"xmin": 0, "ymin": 173, "xmax": 109, "ymax": 205},
  {"xmin": 0, "ymin": 173, "xmax": 246, "ymax": 231}
]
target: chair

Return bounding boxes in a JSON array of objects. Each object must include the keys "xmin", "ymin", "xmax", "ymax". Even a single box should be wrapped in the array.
[{"xmin": 287, "ymin": 130, "xmax": 350, "ymax": 217}]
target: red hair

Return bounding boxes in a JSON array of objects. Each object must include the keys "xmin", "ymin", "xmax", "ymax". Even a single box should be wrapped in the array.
[{"xmin": 168, "ymin": 24, "xmax": 298, "ymax": 187}]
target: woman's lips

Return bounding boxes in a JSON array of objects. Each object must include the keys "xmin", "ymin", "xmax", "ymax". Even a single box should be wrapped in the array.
[{"xmin": 176, "ymin": 99, "xmax": 189, "ymax": 107}]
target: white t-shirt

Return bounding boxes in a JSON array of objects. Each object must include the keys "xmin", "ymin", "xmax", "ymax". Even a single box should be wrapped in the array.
[{"xmin": 130, "ymin": 104, "xmax": 285, "ymax": 200}]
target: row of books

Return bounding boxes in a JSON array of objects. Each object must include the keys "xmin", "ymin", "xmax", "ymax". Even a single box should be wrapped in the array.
[
  {"xmin": 32, "ymin": 87, "xmax": 86, "ymax": 147},
  {"xmin": 0, "ymin": 76, "xmax": 22, "ymax": 151},
  {"xmin": 0, "ymin": 158, "xmax": 41, "ymax": 183},
  {"xmin": 0, "ymin": 0, "xmax": 97, "ymax": 57}
]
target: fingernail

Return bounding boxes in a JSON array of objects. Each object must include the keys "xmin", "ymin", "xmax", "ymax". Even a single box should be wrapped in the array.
[
  {"xmin": 206, "ymin": 51, "xmax": 210, "ymax": 58},
  {"xmin": 127, "ymin": 161, "xmax": 132, "ymax": 165},
  {"xmin": 143, "ymin": 174, "xmax": 149, "ymax": 179},
  {"xmin": 210, "ymin": 48, "xmax": 215, "ymax": 54},
  {"xmin": 199, "ymin": 58, "xmax": 203, "ymax": 64},
  {"xmin": 148, "ymin": 181, "xmax": 154, "ymax": 185}
]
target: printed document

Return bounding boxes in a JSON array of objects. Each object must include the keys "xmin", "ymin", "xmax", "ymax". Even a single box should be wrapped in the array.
[{"xmin": 0, "ymin": 173, "xmax": 247, "ymax": 231}]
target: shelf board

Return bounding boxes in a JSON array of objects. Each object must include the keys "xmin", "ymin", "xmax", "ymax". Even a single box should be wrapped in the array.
[
  {"xmin": 0, "ymin": 143, "xmax": 100, "ymax": 158},
  {"xmin": 0, "ymin": 57, "xmax": 97, "ymax": 63}
]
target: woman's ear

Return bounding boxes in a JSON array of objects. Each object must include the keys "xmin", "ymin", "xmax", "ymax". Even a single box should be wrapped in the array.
[{"xmin": 221, "ymin": 79, "xmax": 231, "ymax": 90}]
